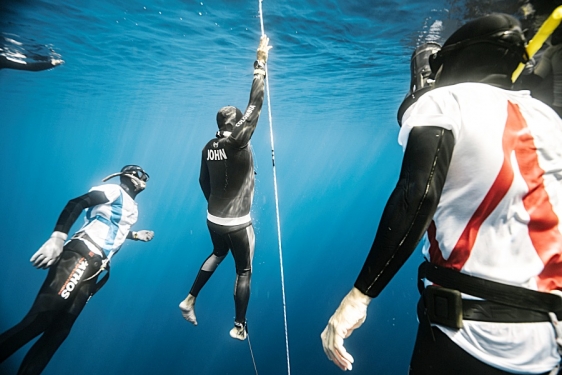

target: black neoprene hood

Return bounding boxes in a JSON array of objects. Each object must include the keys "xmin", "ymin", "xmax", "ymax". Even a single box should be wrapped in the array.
[
  {"xmin": 443, "ymin": 13, "xmax": 523, "ymax": 48},
  {"xmin": 216, "ymin": 106, "xmax": 243, "ymax": 131},
  {"xmin": 430, "ymin": 13, "xmax": 528, "ymax": 75}
]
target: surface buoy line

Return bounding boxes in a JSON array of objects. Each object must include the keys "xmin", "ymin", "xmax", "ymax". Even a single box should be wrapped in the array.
[
  {"xmin": 254, "ymin": 1, "xmax": 292, "ymax": 375},
  {"xmin": 247, "ymin": 330, "xmax": 259, "ymax": 375}
]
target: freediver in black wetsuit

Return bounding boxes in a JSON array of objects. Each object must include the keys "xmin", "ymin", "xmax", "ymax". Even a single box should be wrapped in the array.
[{"xmin": 179, "ymin": 35, "xmax": 272, "ymax": 341}]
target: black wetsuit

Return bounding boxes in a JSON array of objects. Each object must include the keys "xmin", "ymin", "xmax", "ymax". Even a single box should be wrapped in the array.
[
  {"xmin": 353, "ymin": 126, "xmax": 453, "ymax": 298},
  {"xmin": 0, "ymin": 55, "xmax": 56, "ymax": 71},
  {"xmin": 199, "ymin": 72, "xmax": 264, "ymax": 221},
  {"xmin": 189, "ymin": 63, "xmax": 265, "ymax": 325},
  {"xmin": 0, "ymin": 190, "xmax": 137, "ymax": 375}
]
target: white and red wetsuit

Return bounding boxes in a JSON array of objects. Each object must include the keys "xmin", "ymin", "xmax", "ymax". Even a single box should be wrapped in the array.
[{"xmin": 403, "ymin": 83, "xmax": 562, "ymax": 373}]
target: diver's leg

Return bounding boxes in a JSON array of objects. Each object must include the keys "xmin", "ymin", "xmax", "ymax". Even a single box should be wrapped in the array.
[
  {"xmin": 228, "ymin": 224, "xmax": 255, "ymax": 340},
  {"xmin": 180, "ymin": 222, "xmax": 229, "ymax": 325},
  {"xmin": 191, "ymin": 222, "xmax": 231, "ymax": 296},
  {"xmin": 0, "ymin": 249, "xmax": 80, "ymax": 363},
  {"xmin": 16, "ymin": 312, "xmax": 79, "ymax": 375},
  {"xmin": 0, "ymin": 311, "xmax": 57, "ymax": 363},
  {"xmin": 11, "ymin": 247, "xmax": 95, "ymax": 374},
  {"xmin": 4, "ymin": 241, "xmax": 95, "ymax": 374},
  {"xmin": 17, "ymin": 255, "xmax": 97, "ymax": 375}
]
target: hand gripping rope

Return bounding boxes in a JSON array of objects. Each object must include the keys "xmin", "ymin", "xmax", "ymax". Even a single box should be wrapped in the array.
[{"xmin": 247, "ymin": 1, "xmax": 292, "ymax": 375}]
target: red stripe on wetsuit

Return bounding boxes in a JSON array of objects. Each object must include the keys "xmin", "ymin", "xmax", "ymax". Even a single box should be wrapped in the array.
[{"xmin": 428, "ymin": 102, "xmax": 562, "ymax": 291}]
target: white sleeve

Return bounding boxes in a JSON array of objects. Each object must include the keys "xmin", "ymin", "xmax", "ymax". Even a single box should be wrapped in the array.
[{"xmin": 399, "ymin": 87, "xmax": 461, "ymax": 150}]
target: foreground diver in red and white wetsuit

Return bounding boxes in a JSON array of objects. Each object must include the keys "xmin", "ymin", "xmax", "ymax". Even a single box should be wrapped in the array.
[{"xmin": 322, "ymin": 14, "xmax": 562, "ymax": 375}]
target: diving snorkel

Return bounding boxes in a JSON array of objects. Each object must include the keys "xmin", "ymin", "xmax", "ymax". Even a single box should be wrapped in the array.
[{"xmin": 102, "ymin": 165, "xmax": 149, "ymax": 192}]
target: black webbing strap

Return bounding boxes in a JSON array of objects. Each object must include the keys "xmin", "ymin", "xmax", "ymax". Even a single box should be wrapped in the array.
[
  {"xmin": 418, "ymin": 261, "xmax": 562, "ymax": 318},
  {"xmin": 70, "ymin": 233, "xmax": 110, "ymax": 297},
  {"xmin": 91, "ymin": 267, "xmax": 110, "ymax": 296},
  {"xmin": 73, "ymin": 231, "xmax": 104, "ymax": 253}
]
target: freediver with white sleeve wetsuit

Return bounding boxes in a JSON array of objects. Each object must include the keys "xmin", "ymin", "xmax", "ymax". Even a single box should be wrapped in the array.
[{"xmin": 0, "ymin": 165, "xmax": 154, "ymax": 375}]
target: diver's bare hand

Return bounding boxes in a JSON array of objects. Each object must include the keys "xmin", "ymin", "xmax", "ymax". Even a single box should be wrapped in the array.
[{"xmin": 256, "ymin": 35, "xmax": 272, "ymax": 64}]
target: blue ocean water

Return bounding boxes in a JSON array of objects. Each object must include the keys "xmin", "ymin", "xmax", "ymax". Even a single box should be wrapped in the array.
[{"xmin": 0, "ymin": 0, "xmax": 533, "ymax": 374}]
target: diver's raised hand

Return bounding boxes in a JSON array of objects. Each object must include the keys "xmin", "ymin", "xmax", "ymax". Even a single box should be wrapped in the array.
[
  {"xmin": 30, "ymin": 231, "xmax": 67, "ymax": 269},
  {"xmin": 132, "ymin": 230, "xmax": 154, "ymax": 242},
  {"xmin": 256, "ymin": 34, "xmax": 272, "ymax": 64},
  {"xmin": 321, "ymin": 287, "xmax": 372, "ymax": 371}
]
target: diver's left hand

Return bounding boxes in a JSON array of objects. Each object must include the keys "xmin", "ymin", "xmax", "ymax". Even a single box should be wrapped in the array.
[
  {"xmin": 133, "ymin": 230, "xmax": 154, "ymax": 242},
  {"xmin": 256, "ymin": 34, "xmax": 272, "ymax": 64},
  {"xmin": 321, "ymin": 287, "xmax": 372, "ymax": 371},
  {"xmin": 30, "ymin": 231, "xmax": 67, "ymax": 269}
]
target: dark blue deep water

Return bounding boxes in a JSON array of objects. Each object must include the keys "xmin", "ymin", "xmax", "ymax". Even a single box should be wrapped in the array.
[{"xmin": 0, "ymin": 1, "xmax": 540, "ymax": 374}]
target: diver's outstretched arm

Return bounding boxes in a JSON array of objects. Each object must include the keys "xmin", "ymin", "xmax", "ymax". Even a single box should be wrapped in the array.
[
  {"xmin": 228, "ymin": 35, "xmax": 271, "ymax": 148},
  {"xmin": 0, "ymin": 55, "xmax": 63, "ymax": 71},
  {"xmin": 321, "ymin": 126, "xmax": 454, "ymax": 371},
  {"xmin": 355, "ymin": 126, "xmax": 454, "ymax": 297},
  {"xmin": 30, "ymin": 191, "xmax": 109, "ymax": 269},
  {"xmin": 54, "ymin": 191, "xmax": 109, "ymax": 235}
]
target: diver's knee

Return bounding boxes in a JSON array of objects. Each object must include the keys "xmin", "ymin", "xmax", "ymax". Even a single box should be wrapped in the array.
[
  {"xmin": 236, "ymin": 268, "xmax": 252, "ymax": 277},
  {"xmin": 202, "ymin": 254, "xmax": 226, "ymax": 272}
]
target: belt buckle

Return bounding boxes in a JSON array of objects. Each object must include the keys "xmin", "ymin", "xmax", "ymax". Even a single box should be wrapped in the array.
[{"xmin": 424, "ymin": 285, "xmax": 464, "ymax": 329}]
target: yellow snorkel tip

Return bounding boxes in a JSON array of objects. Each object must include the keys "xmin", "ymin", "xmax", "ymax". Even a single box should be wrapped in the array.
[{"xmin": 512, "ymin": 6, "xmax": 562, "ymax": 82}]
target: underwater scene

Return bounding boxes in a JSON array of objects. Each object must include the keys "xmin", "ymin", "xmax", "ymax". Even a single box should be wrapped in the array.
[{"xmin": 1, "ymin": 0, "xmax": 560, "ymax": 374}]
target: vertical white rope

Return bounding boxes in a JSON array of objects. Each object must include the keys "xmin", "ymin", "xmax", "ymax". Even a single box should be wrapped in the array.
[
  {"xmin": 247, "ymin": 333, "xmax": 259, "ymax": 375},
  {"xmin": 258, "ymin": 1, "xmax": 291, "ymax": 374}
]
